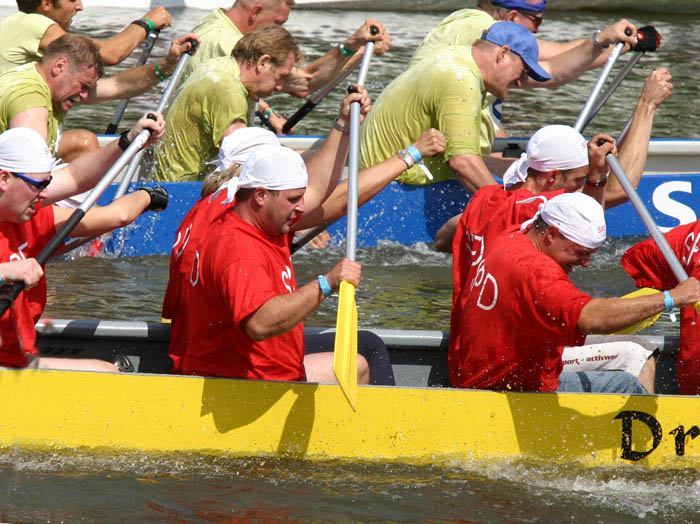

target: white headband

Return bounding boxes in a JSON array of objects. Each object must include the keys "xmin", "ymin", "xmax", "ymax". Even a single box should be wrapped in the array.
[
  {"xmin": 208, "ymin": 127, "xmax": 281, "ymax": 172},
  {"xmin": 503, "ymin": 125, "xmax": 588, "ymax": 187},
  {"xmin": 221, "ymin": 145, "xmax": 308, "ymax": 204},
  {"xmin": 520, "ymin": 192, "xmax": 606, "ymax": 249},
  {"xmin": 0, "ymin": 128, "xmax": 57, "ymax": 174}
]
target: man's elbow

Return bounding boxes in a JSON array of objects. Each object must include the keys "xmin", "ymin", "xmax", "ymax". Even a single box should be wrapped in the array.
[
  {"xmin": 98, "ymin": 46, "xmax": 130, "ymax": 66},
  {"xmin": 243, "ymin": 319, "xmax": 274, "ymax": 341}
]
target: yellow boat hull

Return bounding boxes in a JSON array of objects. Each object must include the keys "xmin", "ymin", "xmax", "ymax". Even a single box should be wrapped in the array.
[{"xmin": 1, "ymin": 368, "xmax": 698, "ymax": 469}]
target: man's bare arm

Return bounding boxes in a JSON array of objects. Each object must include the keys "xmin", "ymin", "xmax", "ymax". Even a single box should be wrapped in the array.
[
  {"xmin": 243, "ymin": 259, "xmax": 360, "ymax": 340},
  {"xmin": 448, "ymin": 153, "xmax": 498, "ymax": 194}
]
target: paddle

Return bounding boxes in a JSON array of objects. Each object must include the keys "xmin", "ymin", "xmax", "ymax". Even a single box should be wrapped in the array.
[
  {"xmin": 105, "ymin": 28, "xmax": 160, "ymax": 134},
  {"xmin": 579, "ymin": 26, "xmax": 661, "ymax": 134},
  {"xmin": 333, "ymin": 27, "xmax": 379, "ymax": 411},
  {"xmin": 0, "ymin": 116, "xmax": 158, "ymax": 317},
  {"xmin": 573, "ymin": 31, "xmax": 630, "ymax": 133},
  {"xmin": 54, "ymin": 39, "xmax": 198, "ymax": 258},
  {"xmin": 282, "ymin": 61, "xmax": 360, "ymax": 134},
  {"xmin": 602, "ymin": 144, "xmax": 700, "ymax": 315}
]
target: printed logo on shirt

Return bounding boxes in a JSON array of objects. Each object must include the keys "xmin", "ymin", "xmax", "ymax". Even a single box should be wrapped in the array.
[
  {"xmin": 471, "ymin": 259, "xmax": 498, "ymax": 311},
  {"xmin": 173, "ymin": 223, "xmax": 193, "ymax": 259},
  {"xmin": 190, "ymin": 249, "xmax": 200, "ymax": 287},
  {"xmin": 683, "ymin": 231, "xmax": 700, "ymax": 267},
  {"xmin": 9, "ymin": 241, "xmax": 28, "ymax": 262},
  {"xmin": 281, "ymin": 265, "xmax": 293, "ymax": 293},
  {"xmin": 467, "ymin": 231, "xmax": 484, "ymax": 267}
]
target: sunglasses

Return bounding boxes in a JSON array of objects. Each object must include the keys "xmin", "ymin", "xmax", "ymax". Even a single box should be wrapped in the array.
[
  {"xmin": 518, "ymin": 11, "xmax": 544, "ymax": 26},
  {"xmin": 12, "ymin": 172, "xmax": 52, "ymax": 191}
]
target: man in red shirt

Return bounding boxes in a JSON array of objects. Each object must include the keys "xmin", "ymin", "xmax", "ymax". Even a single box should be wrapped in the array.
[
  {"xmin": 179, "ymin": 118, "xmax": 445, "ymax": 383},
  {"xmin": 621, "ymin": 222, "xmax": 700, "ymax": 395},
  {"xmin": 449, "ymin": 192, "xmax": 700, "ymax": 393},
  {"xmin": 182, "ymin": 145, "xmax": 362, "ymax": 382},
  {"xmin": 163, "ymin": 127, "xmax": 282, "ymax": 373},
  {"xmin": 0, "ymin": 114, "xmax": 168, "ymax": 370}
]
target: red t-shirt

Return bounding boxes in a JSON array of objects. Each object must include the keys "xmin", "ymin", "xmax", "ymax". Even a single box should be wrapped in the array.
[
  {"xmin": 0, "ymin": 205, "xmax": 56, "ymax": 367},
  {"xmin": 451, "ymin": 185, "xmax": 565, "ymax": 360},
  {"xmin": 449, "ymin": 231, "xmax": 593, "ymax": 391},
  {"xmin": 621, "ymin": 220, "xmax": 700, "ymax": 394},
  {"xmin": 182, "ymin": 209, "xmax": 305, "ymax": 381},
  {"xmin": 162, "ymin": 191, "xmax": 232, "ymax": 372}
]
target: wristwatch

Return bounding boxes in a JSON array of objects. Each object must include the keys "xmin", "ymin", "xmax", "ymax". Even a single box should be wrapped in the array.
[
  {"xmin": 585, "ymin": 175, "xmax": 608, "ymax": 187},
  {"xmin": 592, "ymin": 30, "xmax": 609, "ymax": 50},
  {"xmin": 397, "ymin": 148, "xmax": 415, "ymax": 169}
]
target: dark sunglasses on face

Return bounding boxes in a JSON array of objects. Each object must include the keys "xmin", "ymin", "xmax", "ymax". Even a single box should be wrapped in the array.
[
  {"xmin": 12, "ymin": 172, "xmax": 52, "ymax": 191},
  {"xmin": 518, "ymin": 11, "xmax": 543, "ymax": 26}
]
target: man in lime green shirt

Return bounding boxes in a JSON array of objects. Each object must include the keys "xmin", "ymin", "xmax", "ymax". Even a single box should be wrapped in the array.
[
  {"xmin": 0, "ymin": 32, "xmax": 197, "ymax": 162},
  {"xmin": 181, "ymin": 1, "xmax": 390, "ymax": 133},
  {"xmin": 360, "ymin": 22, "xmax": 551, "ymax": 194},
  {"xmin": 153, "ymin": 25, "xmax": 299, "ymax": 182},
  {"xmin": 154, "ymin": 57, "xmax": 254, "ymax": 182},
  {"xmin": 402, "ymin": 0, "xmax": 639, "ymax": 187},
  {"xmin": 0, "ymin": 1, "xmax": 172, "ymax": 74}
]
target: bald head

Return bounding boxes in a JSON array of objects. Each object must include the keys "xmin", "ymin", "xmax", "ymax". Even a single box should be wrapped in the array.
[{"xmin": 230, "ymin": 0, "xmax": 294, "ymax": 33}]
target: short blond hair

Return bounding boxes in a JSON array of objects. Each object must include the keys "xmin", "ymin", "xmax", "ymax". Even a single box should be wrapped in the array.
[{"xmin": 41, "ymin": 34, "xmax": 104, "ymax": 77}]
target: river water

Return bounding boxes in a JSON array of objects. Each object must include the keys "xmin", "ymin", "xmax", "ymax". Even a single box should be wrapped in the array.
[{"xmin": 1, "ymin": 4, "xmax": 700, "ymax": 523}]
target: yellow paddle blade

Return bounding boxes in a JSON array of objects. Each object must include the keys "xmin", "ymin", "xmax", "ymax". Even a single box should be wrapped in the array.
[
  {"xmin": 333, "ymin": 280, "xmax": 358, "ymax": 411},
  {"xmin": 694, "ymin": 302, "xmax": 700, "ymax": 316},
  {"xmin": 612, "ymin": 287, "xmax": 661, "ymax": 335}
]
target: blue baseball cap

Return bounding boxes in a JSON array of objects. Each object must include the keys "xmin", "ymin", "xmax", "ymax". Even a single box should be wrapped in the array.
[
  {"xmin": 492, "ymin": 0, "xmax": 547, "ymax": 12},
  {"xmin": 482, "ymin": 21, "xmax": 551, "ymax": 83}
]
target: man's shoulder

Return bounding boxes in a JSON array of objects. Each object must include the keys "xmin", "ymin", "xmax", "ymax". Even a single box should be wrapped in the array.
[
  {"xmin": 467, "ymin": 184, "xmax": 508, "ymax": 211},
  {"xmin": 186, "ymin": 57, "xmax": 241, "ymax": 88},
  {"xmin": 428, "ymin": 47, "xmax": 482, "ymax": 82},
  {"xmin": 1, "ymin": 11, "xmax": 51, "ymax": 26},
  {"xmin": 0, "ymin": 64, "xmax": 49, "ymax": 103},
  {"xmin": 441, "ymin": 8, "xmax": 494, "ymax": 25},
  {"xmin": 193, "ymin": 8, "xmax": 241, "ymax": 36}
]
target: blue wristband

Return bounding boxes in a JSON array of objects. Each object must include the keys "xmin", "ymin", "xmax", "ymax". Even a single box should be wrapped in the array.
[
  {"xmin": 317, "ymin": 275, "xmax": 332, "ymax": 297},
  {"xmin": 663, "ymin": 290, "xmax": 675, "ymax": 310},
  {"xmin": 406, "ymin": 145, "xmax": 422, "ymax": 164}
]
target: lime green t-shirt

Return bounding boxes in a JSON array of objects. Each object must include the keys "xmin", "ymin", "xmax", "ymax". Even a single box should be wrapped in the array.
[
  {"xmin": 0, "ymin": 63, "xmax": 62, "ymax": 153},
  {"xmin": 410, "ymin": 9, "xmax": 494, "ymax": 66},
  {"xmin": 0, "ymin": 12, "xmax": 55, "ymax": 75},
  {"xmin": 410, "ymin": 8, "xmax": 499, "ymax": 164},
  {"xmin": 360, "ymin": 47, "xmax": 491, "ymax": 185},
  {"xmin": 182, "ymin": 8, "xmax": 244, "ymax": 81},
  {"xmin": 153, "ymin": 57, "xmax": 253, "ymax": 182}
]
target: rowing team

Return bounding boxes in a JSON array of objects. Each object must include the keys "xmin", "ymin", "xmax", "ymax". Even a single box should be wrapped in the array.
[{"xmin": 1, "ymin": 1, "xmax": 698, "ymax": 396}]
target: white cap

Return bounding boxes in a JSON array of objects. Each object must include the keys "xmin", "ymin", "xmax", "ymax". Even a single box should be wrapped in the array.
[
  {"xmin": 209, "ymin": 127, "xmax": 281, "ymax": 172},
  {"xmin": 520, "ymin": 192, "xmax": 606, "ymax": 249},
  {"xmin": 222, "ymin": 145, "xmax": 308, "ymax": 204},
  {"xmin": 503, "ymin": 125, "xmax": 588, "ymax": 187},
  {"xmin": 0, "ymin": 128, "xmax": 57, "ymax": 173}
]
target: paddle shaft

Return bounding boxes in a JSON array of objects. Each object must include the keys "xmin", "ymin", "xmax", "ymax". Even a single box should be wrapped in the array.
[
  {"xmin": 605, "ymin": 153, "xmax": 689, "ymax": 282},
  {"xmin": 105, "ymin": 29, "xmax": 160, "ymax": 134},
  {"xmin": 345, "ymin": 36, "xmax": 377, "ymax": 260},
  {"xmin": 282, "ymin": 61, "xmax": 360, "ymax": 134},
  {"xmin": 0, "ymin": 129, "xmax": 153, "ymax": 317},
  {"xmin": 291, "ymin": 30, "xmax": 378, "ymax": 255},
  {"xmin": 573, "ymin": 40, "xmax": 626, "ymax": 133},
  {"xmin": 113, "ymin": 39, "xmax": 198, "ymax": 201},
  {"xmin": 580, "ymin": 52, "xmax": 644, "ymax": 134}
]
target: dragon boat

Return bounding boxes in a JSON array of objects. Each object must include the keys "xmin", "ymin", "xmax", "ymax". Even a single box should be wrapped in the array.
[{"xmin": 0, "ymin": 319, "xmax": 688, "ymax": 468}]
